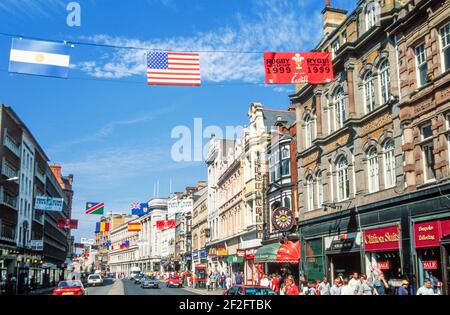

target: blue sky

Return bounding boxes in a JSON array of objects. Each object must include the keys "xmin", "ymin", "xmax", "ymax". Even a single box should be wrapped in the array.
[{"xmin": 0, "ymin": 0, "xmax": 356, "ymax": 244}]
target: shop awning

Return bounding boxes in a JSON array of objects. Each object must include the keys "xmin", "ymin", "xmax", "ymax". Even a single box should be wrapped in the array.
[
  {"xmin": 276, "ymin": 241, "xmax": 300, "ymax": 263},
  {"xmin": 227, "ymin": 256, "xmax": 244, "ymax": 263},
  {"xmin": 254, "ymin": 243, "xmax": 281, "ymax": 263}
]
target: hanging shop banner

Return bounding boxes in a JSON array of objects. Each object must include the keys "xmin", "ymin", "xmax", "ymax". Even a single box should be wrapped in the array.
[
  {"xmin": 57, "ymin": 219, "xmax": 78, "ymax": 229},
  {"xmin": 236, "ymin": 250, "xmax": 246, "ymax": 258},
  {"xmin": 264, "ymin": 52, "xmax": 334, "ymax": 85},
  {"xmin": 217, "ymin": 247, "xmax": 228, "ymax": 257},
  {"xmin": 35, "ymin": 196, "xmax": 64, "ymax": 212},
  {"xmin": 74, "ymin": 243, "xmax": 85, "ymax": 249},
  {"xmin": 377, "ymin": 261, "xmax": 390, "ymax": 270},
  {"xmin": 156, "ymin": 219, "xmax": 176, "ymax": 231},
  {"xmin": 80, "ymin": 238, "xmax": 95, "ymax": 245},
  {"xmin": 414, "ymin": 220, "xmax": 442, "ymax": 248},
  {"xmin": 363, "ymin": 225, "xmax": 400, "ymax": 252},
  {"xmin": 168, "ymin": 199, "xmax": 194, "ymax": 215},
  {"xmin": 422, "ymin": 260, "xmax": 438, "ymax": 270}
]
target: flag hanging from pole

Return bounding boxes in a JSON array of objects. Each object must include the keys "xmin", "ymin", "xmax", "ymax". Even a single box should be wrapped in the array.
[
  {"xmin": 128, "ymin": 222, "xmax": 142, "ymax": 232},
  {"xmin": 147, "ymin": 51, "xmax": 201, "ymax": 86},
  {"xmin": 85, "ymin": 202, "xmax": 105, "ymax": 215}
]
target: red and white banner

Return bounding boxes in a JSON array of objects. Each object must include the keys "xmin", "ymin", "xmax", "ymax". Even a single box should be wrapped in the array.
[
  {"xmin": 264, "ymin": 52, "xmax": 334, "ymax": 85},
  {"xmin": 57, "ymin": 219, "xmax": 78, "ymax": 229},
  {"xmin": 156, "ymin": 220, "xmax": 176, "ymax": 231},
  {"xmin": 422, "ymin": 260, "xmax": 438, "ymax": 270}
]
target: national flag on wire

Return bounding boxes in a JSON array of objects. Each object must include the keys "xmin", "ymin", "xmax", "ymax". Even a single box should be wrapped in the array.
[
  {"xmin": 128, "ymin": 222, "xmax": 142, "ymax": 232},
  {"xmin": 120, "ymin": 240, "xmax": 130, "ymax": 249},
  {"xmin": 147, "ymin": 51, "xmax": 201, "ymax": 86},
  {"xmin": 131, "ymin": 202, "xmax": 150, "ymax": 216},
  {"xmin": 9, "ymin": 38, "xmax": 71, "ymax": 78},
  {"xmin": 85, "ymin": 202, "xmax": 105, "ymax": 215},
  {"xmin": 96, "ymin": 222, "xmax": 110, "ymax": 233}
]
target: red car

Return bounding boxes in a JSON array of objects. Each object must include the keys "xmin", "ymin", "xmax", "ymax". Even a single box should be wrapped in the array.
[
  {"xmin": 52, "ymin": 280, "xmax": 86, "ymax": 296},
  {"xmin": 165, "ymin": 276, "xmax": 183, "ymax": 288},
  {"xmin": 223, "ymin": 285, "xmax": 277, "ymax": 296}
]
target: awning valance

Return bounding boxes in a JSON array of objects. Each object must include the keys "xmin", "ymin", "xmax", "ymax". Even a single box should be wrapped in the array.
[
  {"xmin": 276, "ymin": 241, "xmax": 300, "ymax": 263},
  {"xmin": 227, "ymin": 256, "xmax": 244, "ymax": 263},
  {"xmin": 254, "ymin": 243, "xmax": 281, "ymax": 263}
]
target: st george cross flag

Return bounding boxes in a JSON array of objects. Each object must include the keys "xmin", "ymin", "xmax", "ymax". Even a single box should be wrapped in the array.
[
  {"xmin": 147, "ymin": 51, "xmax": 201, "ymax": 86},
  {"xmin": 86, "ymin": 202, "xmax": 105, "ymax": 215},
  {"xmin": 131, "ymin": 203, "xmax": 150, "ymax": 216},
  {"xmin": 9, "ymin": 38, "xmax": 70, "ymax": 78}
]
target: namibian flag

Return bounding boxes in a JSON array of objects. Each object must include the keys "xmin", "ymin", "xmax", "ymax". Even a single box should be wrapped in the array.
[
  {"xmin": 86, "ymin": 202, "xmax": 105, "ymax": 215},
  {"xmin": 95, "ymin": 222, "xmax": 110, "ymax": 233},
  {"xmin": 128, "ymin": 222, "xmax": 142, "ymax": 232}
]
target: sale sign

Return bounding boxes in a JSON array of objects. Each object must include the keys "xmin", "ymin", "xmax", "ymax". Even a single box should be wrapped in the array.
[
  {"xmin": 264, "ymin": 52, "xmax": 334, "ymax": 84},
  {"xmin": 422, "ymin": 260, "xmax": 438, "ymax": 270}
]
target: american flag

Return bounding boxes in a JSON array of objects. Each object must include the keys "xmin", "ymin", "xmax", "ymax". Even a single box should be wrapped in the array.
[{"xmin": 147, "ymin": 51, "xmax": 201, "ymax": 86}]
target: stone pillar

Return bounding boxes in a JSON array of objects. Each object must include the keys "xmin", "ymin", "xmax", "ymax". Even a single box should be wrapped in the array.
[
  {"xmin": 315, "ymin": 91, "xmax": 323, "ymax": 136},
  {"xmin": 346, "ymin": 64, "xmax": 356, "ymax": 117}
]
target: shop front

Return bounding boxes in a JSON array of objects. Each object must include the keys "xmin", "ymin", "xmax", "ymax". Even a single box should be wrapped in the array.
[
  {"xmin": 194, "ymin": 263, "xmax": 208, "ymax": 288},
  {"xmin": 363, "ymin": 225, "xmax": 403, "ymax": 292},
  {"xmin": 413, "ymin": 218, "xmax": 450, "ymax": 295},
  {"xmin": 243, "ymin": 249, "xmax": 258, "ymax": 285},
  {"xmin": 227, "ymin": 254, "xmax": 244, "ymax": 277},
  {"xmin": 325, "ymin": 232, "xmax": 362, "ymax": 281},
  {"xmin": 254, "ymin": 241, "xmax": 300, "ymax": 284},
  {"xmin": 207, "ymin": 244, "xmax": 228, "ymax": 273}
]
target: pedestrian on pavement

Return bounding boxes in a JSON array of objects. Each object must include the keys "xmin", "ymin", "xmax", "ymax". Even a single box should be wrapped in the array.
[
  {"xmin": 225, "ymin": 274, "xmax": 232, "ymax": 290},
  {"xmin": 285, "ymin": 276, "xmax": 299, "ymax": 295},
  {"xmin": 416, "ymin": 278, "xmax": 436, "ymax": 295},
  {"xmin": 235, "ymin": 272, "xmax": 243, "ymax": 285},
  {"xmin": 373, "ymin": 272, "xmax": 389, "ymax": 295},
  {"xmin": 396, "ymin": 280, "xmax": 409, "ymax": 295},
  {"xmin": 260, "ymin": 274, "xmax": 270, "ymax": 288},
  {"xmin": 330, "ymin": 277, "xmax": 342, "ymax": 295},
  {"xmin": 308, "ymin": 283, "xmax": 317, "ymax": 295},
  {"xmin": 348, "ymin": 272, "xmax": 360, "ymax": 294},
  {"xmin": 220, "ymin": 272, "xmax": 226, "ymax": 289},
  {"xmin": 318, "ymin": 277, "xmax": 331, "ymax": 295},
  {"xmin": 206, "ymin": 273, "xmax": 212, "ymax": 291},
  {"xmin": 359, "ymin": 275, "xmax": 374, "ymax": 295},
  {"xmin": 271, "ymin": 273, "xmax": 280, "ymax": 294},
  {"xmin": 341, "ymin": 278, "xmax": 356, "ymax": 295}
]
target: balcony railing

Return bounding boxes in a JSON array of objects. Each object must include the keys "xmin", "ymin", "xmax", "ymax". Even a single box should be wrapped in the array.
[
  {"xmin": 0, "ymin": 187, "xmax": 17, "ymax": 209},
  {"xmin": 0, "ymin": 223, "xmax": 16, "ymax": 242},
  {"xmin": 3, "ymin": 132, "xmax": 20, "ymax": 157},
  {"xmin": 2, "ymin": 158, "xmax": 18, "ymax": 178}
]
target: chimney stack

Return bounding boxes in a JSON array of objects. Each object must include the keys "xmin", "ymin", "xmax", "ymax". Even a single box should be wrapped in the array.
[{"xmin": 322, "ymin": 0, "xmax": 348, "ymax": 36}]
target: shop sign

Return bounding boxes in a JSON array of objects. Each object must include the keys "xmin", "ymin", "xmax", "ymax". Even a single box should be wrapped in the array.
[
  {"xmin": 377, "ymin": 261, "xmax": 390, "ymax": 270},
  {"xmin": 330, "ymin": 239, "xmax": 354, "ymax": 251},
  {"xmin": 208, "ymin": 248, "xmax": 217, "ymax": 257},
  {"xmin": 192, "ymin": 252, "xmax": 199, "ymax": 260},
  {"xmin": 196, "ymin": 263, "xmax": 207, "ymax": 269},
  {"xmin": 245, "ymin": 249, "xmax": 257, "ymax": 260},
  {"xmin": 217, "ymin": 247, "xmax": 228, "ymax": 257},
  {"xmin": 422, "ymin": 260, "xmax": 438, "ymax": 270},
  {"xmin": 236, "ymin": 250, "xmax": 246, "ymax": 258},
  {"xmin": 414, "ymin": 221, "xmax": 441, "ymax": 248},
  {"xmin": 35, "ymin": 196, "xmax": 64, "ymax": 212},
  {"xmin": 364, "ymin": 226, "xmax": 400, "ymax": 252},
  {"xmin": 271, "ymin": 207, "xmax": 295, "ymax": 232},
  {"xmin": 255, "ymin": 154, "xmax": 263, "ymax": 239},
  {"xmin": 199, "ymin": 249, "xmax": 207, "ymax": 259},
  {"xmin": 29, "ymin": 240, "xmax": 44, "ymax": 251}
]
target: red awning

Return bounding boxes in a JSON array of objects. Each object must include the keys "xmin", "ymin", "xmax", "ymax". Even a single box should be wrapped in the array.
[{"xmin": 276, "ymin": 241, "xmax": 300, "ymax": 263}]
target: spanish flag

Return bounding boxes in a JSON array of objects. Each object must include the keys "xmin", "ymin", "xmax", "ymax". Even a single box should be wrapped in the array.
[{"xmin": 128, "ymin": 222, "xmax": 142, "ymax": 232}]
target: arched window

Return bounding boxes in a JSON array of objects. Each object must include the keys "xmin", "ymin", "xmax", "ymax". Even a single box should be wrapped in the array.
[
  {"xmin": 384, "ymin": 140, "xmax": 396, "ymax": 188},
  {"xmin": 336, "ymin": 156, "xmax": 349, "ymax": 201},
  {"xmin": 316, "ymin": 171, "xmax": 324, "ymax": 208},
  {"xmin": 334, "ymin": 88, "xmax": 346, "ymax": 129},
  {"xmin": 365, "ymin": 3, "xmax": 378, "ymax": 30},
  {"xmin": 364, "ymin": 71, "xmax": 376, "ymax": 112},
  {"xmin": 379, "ymin": 60, "xmax": 391, "ymax": 104},
  {"xmin": 304, "ymin": 115, "xmax": 312, "ymax": 148},
  {"xmin": 367, "ymin": 147, "xmax": 379, "ymax": 193},
  {"xmin": 306, "ymin": 175, "xmax": 314, "ymax": 211}
]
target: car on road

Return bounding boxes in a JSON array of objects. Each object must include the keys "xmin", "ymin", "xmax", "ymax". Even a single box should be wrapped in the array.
[
  {"xmin": 134, "ymin": 274, "xmax": 145, "ymax": 285},
  {"xmin": 141, "ymin": 276, "xmax": 159, "ymax": 289},
  {"xmin": 223, "ymin": 285, "xmax": 277, "ymax": 296},
  {"xmin": 166, "ymin": 276, "xmax": 183, "ymax": 288},
  {"xmin": 87, "ymin": 274, "xmax": 104, "ymax": 287},
  {"xmin": 52, "ymin": 280, "xmax": 86, "ymax": 296}
]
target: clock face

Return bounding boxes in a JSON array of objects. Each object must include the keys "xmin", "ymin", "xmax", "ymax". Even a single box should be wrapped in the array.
[{"xmin": 272, "ymin": 207, "xmax": 294, "ymax": 232}]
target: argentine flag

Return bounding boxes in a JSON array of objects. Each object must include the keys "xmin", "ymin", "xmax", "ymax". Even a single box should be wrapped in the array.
[{"xmin": 9, "ymin": 38, "xmax": 71, "ymax": 78}]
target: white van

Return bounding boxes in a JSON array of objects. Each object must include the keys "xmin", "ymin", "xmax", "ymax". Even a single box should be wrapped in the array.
[{"xmin": 130, "ymin": 267, "xmax": 141, "ymax": 280}]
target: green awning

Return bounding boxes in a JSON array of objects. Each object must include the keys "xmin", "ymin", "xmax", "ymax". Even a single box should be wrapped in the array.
[
  {"xmin": 254, "ymin": 243, "xmax": 281, "ymax": 263},
  {"xmin": 227, "ymin": 256, "xmax": 244, "ymax": 263}
]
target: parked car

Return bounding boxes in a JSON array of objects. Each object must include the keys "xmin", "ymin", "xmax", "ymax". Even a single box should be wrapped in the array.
[
  {"xmin": 166, "ymin": 276, "xmax": 183, "ymax": 288},
  {"xmin": 87, "ymin": 274, "xmax": 104, "ymax": 287},
  {"xmin": 52, "ymin": 280, "xmax": 86, "ymax": 296},
  {"xmin": 141, "ymin": 276, "xmax": 159, "ymax": 289},
  {"xmin": 223, "ymin": 285, "xmax": 277, "ymax": 296}
]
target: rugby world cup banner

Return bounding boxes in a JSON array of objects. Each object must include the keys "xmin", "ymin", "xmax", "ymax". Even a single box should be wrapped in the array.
[{"xmin": 264, "ymin": 52, "xmax": 334, "ymax": 85}]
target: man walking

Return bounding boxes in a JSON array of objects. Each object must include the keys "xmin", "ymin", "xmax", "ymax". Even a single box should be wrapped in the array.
[
  {"xmin": 330, "ymin": 277, "xmax": 342, "ymax": 295},
  {"xmin": 318, "ymin": 277, "xmax": 331, "ymax": 295},
  {"xmin": 235, "ymin": 272, "xmax": 243, "ymax": 285},
  {"xmin": 416, "ymin": 278, "xmax": 436, "ymax": 295}
]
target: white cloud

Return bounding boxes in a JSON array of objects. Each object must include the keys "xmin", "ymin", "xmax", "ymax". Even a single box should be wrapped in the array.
[{"xmin": 75, "ymin": 0, "xmax": 324, "ymax": 83}]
